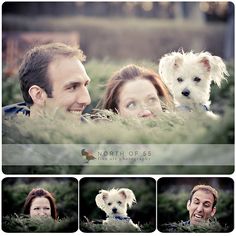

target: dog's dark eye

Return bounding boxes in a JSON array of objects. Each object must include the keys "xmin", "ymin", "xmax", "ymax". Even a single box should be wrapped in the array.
[
  {"xmin": 117, "ymin": 201, "xmax": 122, "ymax": 205},
  {"xmin": 177, "ymin": 77, "xmax": 183, "ymax": 83},
  {"xmin": 108, "ymin": 202, "xmax": 112, "ymax": 206},
  {"xmin": 193, "ymin": 77, "xmax": 201, "ymax": 82}
]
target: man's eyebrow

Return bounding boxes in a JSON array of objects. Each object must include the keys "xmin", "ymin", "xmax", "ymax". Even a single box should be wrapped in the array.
[{"xmin": 193, "ymin": 197, "xmax": 200, "ymax": 201}]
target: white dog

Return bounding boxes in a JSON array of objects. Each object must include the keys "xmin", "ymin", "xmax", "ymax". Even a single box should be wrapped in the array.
[
  {"xmin": 95, "ymin": 188, "xmax": 141, "ymax": 231},
  {"xmin": 159, "ymin": 51, "xmax": 229, "ymax": 118}
]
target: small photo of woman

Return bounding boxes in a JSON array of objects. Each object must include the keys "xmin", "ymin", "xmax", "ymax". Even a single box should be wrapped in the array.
[{"xmin": 2, "ymin": 177, "xmax": 78, "ymax": 232}]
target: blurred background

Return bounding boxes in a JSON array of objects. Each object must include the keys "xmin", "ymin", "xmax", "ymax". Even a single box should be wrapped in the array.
[
  {"xmin": 157, "ymin": 177, "xmax": 234, "ymax": 232},
  {"xmin": 80, "ymin": 177, "xmax": 156, "ymax": 232},
  {"xmin": 2, "ymin": 177, "xmax": 78, "ymax": 232}
]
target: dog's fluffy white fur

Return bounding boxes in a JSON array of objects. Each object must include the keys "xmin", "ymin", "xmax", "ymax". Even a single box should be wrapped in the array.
[
  {"xmin": 159, "ymin": 51, "xmax": 229, "ymax": 118},
  {"xmin": 95, "ymin": 188, "xmax": 141, "ymax": 231}
]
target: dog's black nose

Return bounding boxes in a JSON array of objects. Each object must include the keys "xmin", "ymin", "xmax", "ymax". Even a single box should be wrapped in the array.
[
  {"xmin": 182, "ymin": 89, "xmax": 190, "ymax": 97},
  {"xmin": 112, "ymin": 208, "xmax": 117, "ymax": 213}
]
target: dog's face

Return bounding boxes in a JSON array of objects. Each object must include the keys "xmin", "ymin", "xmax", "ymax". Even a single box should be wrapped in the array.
[
  {"xmin": 95, "ymin": 188, "xmax": 136, "ymax": 217},
  {"xmin": 159, "ymin": 51, "xmax": 229, "ymax": 106}
]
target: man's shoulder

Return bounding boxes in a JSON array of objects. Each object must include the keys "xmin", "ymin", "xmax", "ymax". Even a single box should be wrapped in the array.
[{"xmin": 2, "ymin": 102, "xmax": 30, "ymax": 118}]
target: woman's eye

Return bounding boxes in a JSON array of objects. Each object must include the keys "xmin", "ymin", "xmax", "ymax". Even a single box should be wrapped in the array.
[
  {"xmin": 34, "ymin": 207, "xmax": 40, "ymax": 210},
  {"xmin": 127, "ymin": 102, "xmax": 136, "ymax": 110},
  {"xmin": 148, "ymin": 97, "xmax": 158, "ymax": 104},
  {"xmin": 193, "ymin": 77, "xmax": 201, "ymax": 82},
  {"xmin": 177, "ymin": 77, "xmax": 183, "ymax": 83}
]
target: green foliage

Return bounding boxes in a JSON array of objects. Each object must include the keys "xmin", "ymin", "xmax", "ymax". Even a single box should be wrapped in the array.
[
  {"xmin": 159, "ymin": 219, "xmax": 230, "ymax": 233},
  {"xmin": 2, "ymin": 215, "xmax": 77, "ymax": 232},
  {"xmin": 80, "ymin": 221, "xmax": 143, "ymax": 232},
  {"xmin": 2, "ymin": 73, "xmax": 22, "ymax": 106}
]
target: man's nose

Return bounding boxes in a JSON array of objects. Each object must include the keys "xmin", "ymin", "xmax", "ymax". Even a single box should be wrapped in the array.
[
  {"xmin": 77, "ymin": 86, "xmax": 91, "ymax": 106},
  {"xmin": 196, "ymin": 204, "xmax": 203, "ymax": 212},
  {"xmin": 138, "ymin": 109, "xmax": 153, "ymax": 118}
]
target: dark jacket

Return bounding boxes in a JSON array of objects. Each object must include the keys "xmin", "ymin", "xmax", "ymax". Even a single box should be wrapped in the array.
[{"xmin": 2, "ymin": 102, "xmax": 30, "ymax": 118}]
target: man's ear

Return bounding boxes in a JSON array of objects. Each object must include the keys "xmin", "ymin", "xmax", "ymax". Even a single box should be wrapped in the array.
[
  {"xmin": 211, "ymin": 207, "xmax": 216, "ymax": 217},
  {"xmin": 186, "ymin": 200, "xmax": 191, "ymax": 210},
  {"xmin": 28, "ymin": 85, "xmax": 48, "ymax": 106}
]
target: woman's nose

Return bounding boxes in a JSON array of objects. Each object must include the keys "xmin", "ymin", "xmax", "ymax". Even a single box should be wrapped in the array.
[{"xmin": 138, "ymin": 109, "xmax": 153, "ymax": 118}]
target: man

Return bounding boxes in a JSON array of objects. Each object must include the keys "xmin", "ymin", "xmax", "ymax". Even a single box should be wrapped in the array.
[
  {"xmin": 186, "ymin": 184, "xmax": 218, "ymax": 225},
  {"xmin": 3, "ymin": 43, "xmax": 91, "ymax": 118}
]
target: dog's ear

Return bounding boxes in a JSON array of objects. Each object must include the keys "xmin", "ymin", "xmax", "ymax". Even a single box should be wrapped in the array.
[
  {"xmin": 118, "ymin": 188, "xmax": 137, "ymax": 208},
  {"xmin": 173, "ymin": 54, "xmax": 183, "ymax": 69},
  {"xmin": 199, "ymin": 52, "xmax": 229, "ymax": 87},
  {"xmin": 159, "ymin": 52, "xmax": 183, "ymax": 84},
  {"xmin": 199, "ymin": 56, "xmax": 211, "ymax": 72},
  {"xmin": 209, "ymin": 56, "xmax": 229, "ymax": 87},
  {"xmin": 95, "ymin": 190, "xmax": 109, "ymax": 210}
]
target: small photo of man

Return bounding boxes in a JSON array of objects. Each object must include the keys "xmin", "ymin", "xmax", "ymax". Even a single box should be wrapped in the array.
[{"xmin": 157, "ymin": 177, "xmax": 234, "ymax": 233}]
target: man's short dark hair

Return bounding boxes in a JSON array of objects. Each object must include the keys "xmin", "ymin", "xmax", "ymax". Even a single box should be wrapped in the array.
[{"xmin": 19, "ymin": 43, "xmax": 86, "ymax": 106}]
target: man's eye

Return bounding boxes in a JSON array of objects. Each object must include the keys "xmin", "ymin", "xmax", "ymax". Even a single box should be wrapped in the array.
[
  {"xmin": 193, "ymin": 77, "xmax": 201, "ymax": 82},
  {"xmin": 177, "ymin": 77, "xmax": 183, "ymax": 83},
  {"xmin": 127, "ymin": 102, "xmax": 136, "ymax": 110},
  {"xmin": 68, "ymin": 85, "xmax": 77, "ymax": 91}
]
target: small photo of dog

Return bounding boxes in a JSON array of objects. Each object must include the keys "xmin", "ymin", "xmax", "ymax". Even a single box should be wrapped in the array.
[
  {"xmin": 159, "ymin": 51, "xmax": 229, "ymax": 118},
  {"xmin": 80, "ymin": 177, "xmax": 156, "ymax": 233},
  {"xmin": 95, "ymin": 188, "xmax": 141, "ymax": 231}
]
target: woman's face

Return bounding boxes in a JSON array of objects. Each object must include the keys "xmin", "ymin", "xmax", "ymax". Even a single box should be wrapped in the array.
[
  {"xmin": 30, "ymin": 197, "xmax": 51, "ymax": 218},
  {"xmin": 118, "ymin": 78, "xmax": 162, "ymax": 118}
]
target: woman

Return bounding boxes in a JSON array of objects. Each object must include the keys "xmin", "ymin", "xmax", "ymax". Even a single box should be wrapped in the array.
[
  {"xmin": 99, "ymin": 64, "xmax": 174, "ymax": 118},
  {"xmin": 23, "ymin": 188, "xmax": 58, "ymax": 220}
]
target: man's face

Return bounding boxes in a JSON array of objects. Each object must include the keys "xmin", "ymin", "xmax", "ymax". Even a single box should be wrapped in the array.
[
  {"xmin": 46, "ymin": 56, "xmax": 91, "ymax": 115},
  {"xmin": 187, "ymin": 190, "xmax": 216, "ymax": 225}
]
